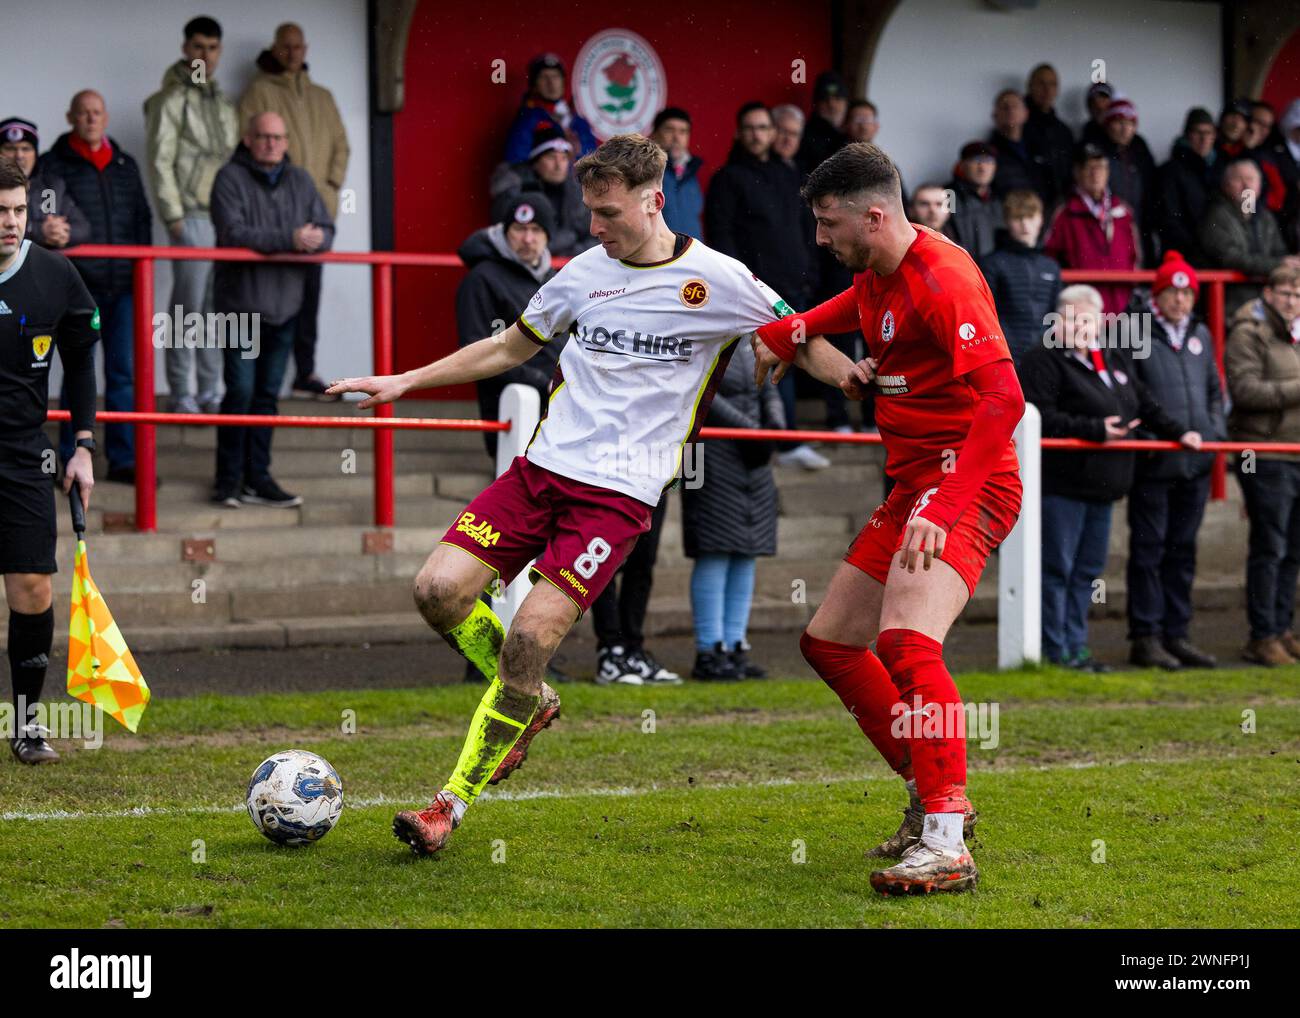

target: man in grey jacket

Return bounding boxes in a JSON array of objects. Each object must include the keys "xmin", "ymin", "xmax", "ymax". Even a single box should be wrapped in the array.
[
  {"xmin": 1125, "ymin": 254, "xmax": 1225, "ymax": 670},
  {"xmin": 144, "ymin": 15, "xmax": 238, "ymax": 414},
  {"xmin": 1199, "ymin": 158, "xmax": 1300, "ymax": 316},
  {"xmin": 209, "ymin": 112, "xmax": 333, "ymax": 509}
]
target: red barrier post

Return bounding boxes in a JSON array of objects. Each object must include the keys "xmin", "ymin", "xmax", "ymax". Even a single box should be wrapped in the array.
[
  {"xmin": 371, "ymin": 262, "xmax": 395, "ymax": 528},
  {"xmin": 1207, "ymin": 280, "xmax": 1227, "ymax": 501},
  {"xmin": 133, "ymin": 257, "xmax": 156, "ymax": 532}
]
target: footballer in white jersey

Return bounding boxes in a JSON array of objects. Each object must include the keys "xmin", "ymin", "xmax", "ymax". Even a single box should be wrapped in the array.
[
  {"xmin": 327, "ymin": 134, "xmax": 860, "ymax": 860},
  {"xmin": 517, "ymin": 233, "xmax": 794, "ymax": 504}
]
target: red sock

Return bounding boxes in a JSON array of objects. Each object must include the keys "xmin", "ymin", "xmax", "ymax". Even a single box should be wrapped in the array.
[
  {"xmin": 874, "ymin": 628, "xmax": 969, "ymax": 815},
  {"xmin": 800, "ymin": 631, "xmax": 912, "ymax": 777}
]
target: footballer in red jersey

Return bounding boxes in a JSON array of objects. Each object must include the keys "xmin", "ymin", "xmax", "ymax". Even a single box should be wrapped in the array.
[{"xmin": 753, "ymin": 142, "xmax": 1026, "ymax": 895}]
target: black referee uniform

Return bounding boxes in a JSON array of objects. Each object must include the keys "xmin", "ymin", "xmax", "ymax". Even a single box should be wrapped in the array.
[{"xmin": 1, "ymin": 238, "xmax": 98, "ymax": 756}]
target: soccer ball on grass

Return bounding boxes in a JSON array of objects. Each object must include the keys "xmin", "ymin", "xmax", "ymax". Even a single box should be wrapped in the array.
[{"xmin": 246, "ymin": 749, "xmax": 344, "ymax": 845}]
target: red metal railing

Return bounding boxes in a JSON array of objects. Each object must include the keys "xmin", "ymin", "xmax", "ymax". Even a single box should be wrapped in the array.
[{"xmin": 57, "ymin": 245, "xmax": 1250, "ymax": 531}]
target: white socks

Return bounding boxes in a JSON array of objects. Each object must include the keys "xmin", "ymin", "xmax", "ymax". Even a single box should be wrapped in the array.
[
  {"xmin": 921, "ymin": 811, "xmax": 966, "ymax": 855},
  {"xmin": 442, "ymin": 790, "xmax": 468, "ymax": 825}
]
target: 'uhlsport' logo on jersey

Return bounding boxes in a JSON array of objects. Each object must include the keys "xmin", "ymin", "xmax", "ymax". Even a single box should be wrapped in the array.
[
  {"xmin": 881, "ymin": 310, "xmax": 895, "ymax": 342},
  {"xmin": 588, "ymin": 287, "xmax": 626, "ymax": 299},
  {"xmin": 576, "ymin": 323, "xmax": 694, "ymax": 362},
  {"xmin": 679, "ymin": 279, "xmax": 709, "ymax": 308},
  {"xmin": 455, "ymin": 512, "xmax": 500, "ymax": 548}
]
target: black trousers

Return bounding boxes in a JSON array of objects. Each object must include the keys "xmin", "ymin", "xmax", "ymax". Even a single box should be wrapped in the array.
[
  {"xmin": 1235, "ymin": 457, "xmax": 1300, "ymax": 640},
  {"xmin": 1125, "ymin": 471, "xmax": 1210, "ymax": 640},
  {"xmin": 293, "ymin": 263, "xmax": 322, "ymax": 381},
  {"xmin": 591, "ymin": 497, "xmax": 668, "ymax": 650}
]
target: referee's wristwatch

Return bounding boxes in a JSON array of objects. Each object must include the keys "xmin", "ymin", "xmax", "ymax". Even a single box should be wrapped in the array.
[{"xmin": 74, "ymin": 437, "xmax": 96, "ymax": 454}]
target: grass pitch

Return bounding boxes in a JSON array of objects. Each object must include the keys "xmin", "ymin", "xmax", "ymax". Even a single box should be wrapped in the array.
[{"xmin": 1, "ymin": 665, "xmax": 1297, "ymax": 928}]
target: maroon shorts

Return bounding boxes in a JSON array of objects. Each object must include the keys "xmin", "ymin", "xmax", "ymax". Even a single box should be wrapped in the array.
[
  {"xmin": 439, "ymin": 456, "xmax": 653, "ymax": 615},
  {"xmin": 845, "ymin": 471, "xmax": 1022, "ymax": 598}
]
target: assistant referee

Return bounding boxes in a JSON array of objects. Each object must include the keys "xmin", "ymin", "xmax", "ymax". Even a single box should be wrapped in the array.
[{"xmin": 0, "ymin": 158, "xmax": 99, "ymax": 764}]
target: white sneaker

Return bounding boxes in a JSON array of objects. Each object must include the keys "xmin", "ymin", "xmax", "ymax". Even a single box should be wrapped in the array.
[
  {"xmin": 595, "ymin": 645, "xmax": 643, "ymax": 685},
  {"xmin": 625, "ymin": 647, "xmax": 683, "ymax": 685},
  {"xmin": 776, "ymin": 444, "xmax": 831, "ymax": 470}
]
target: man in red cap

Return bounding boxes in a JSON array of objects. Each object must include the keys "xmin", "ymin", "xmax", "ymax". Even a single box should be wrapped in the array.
[{"xmin": 1125, "ymin": 251, "xmax": 1225, "ymax": 669}]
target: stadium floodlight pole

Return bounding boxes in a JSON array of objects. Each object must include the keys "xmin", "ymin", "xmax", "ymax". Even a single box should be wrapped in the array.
[
  {"xmin": 491, "ymin": 383, "xmax": 541, "ymax": 631},
  {"xmin": 998, "ymin": 403, "xmax": 1042, "ymax": 668}
]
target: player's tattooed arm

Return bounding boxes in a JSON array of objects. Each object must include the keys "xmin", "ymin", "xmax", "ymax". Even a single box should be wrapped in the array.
[{"xmin": 328, "ymin": 324, "xmax": 541, "ymax": 408}]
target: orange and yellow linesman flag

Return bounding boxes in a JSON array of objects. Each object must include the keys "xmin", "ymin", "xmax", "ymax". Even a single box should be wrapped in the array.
[{"xmin": 66, "ymin": 537, "xmax": 150, "ymax": 732}]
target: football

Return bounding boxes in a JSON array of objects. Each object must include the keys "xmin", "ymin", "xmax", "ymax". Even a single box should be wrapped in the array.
[{"xmin": 246, "ymin": 750, "xmax": 344, "ymax": 846}]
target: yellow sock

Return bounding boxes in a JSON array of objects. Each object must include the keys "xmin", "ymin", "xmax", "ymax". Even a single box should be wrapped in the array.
[
  {"xmin": 443, "ymin": 679, "xmax": 538, "ymax": 804},
  {"xmin": 444, "ymin": 598, "xmax": 504, "ymax": 682}
]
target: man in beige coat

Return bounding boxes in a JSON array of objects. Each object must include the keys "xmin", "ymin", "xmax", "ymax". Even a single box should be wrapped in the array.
[
  {"xmin": 238, "ymin": 22, "xmax": 349, "ymax": 399},
  {"xmin": 1226, "ymin": 263, "xmax": 1300, "ymax": 666},
  {"xmin": 145, "ymin": 15, "xmax": 238, "ymax": 414}
]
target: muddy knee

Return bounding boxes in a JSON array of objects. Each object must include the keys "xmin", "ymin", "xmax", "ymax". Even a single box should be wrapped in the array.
[{"xmin": 412, "ymin": 570, "xmax": 476, "ymax": 631}]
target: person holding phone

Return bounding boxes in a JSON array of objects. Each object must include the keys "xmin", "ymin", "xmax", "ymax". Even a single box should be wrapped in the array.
[{"xmin": 1020, "ymin": 284, "xmax": 1200, "ymax": 670}]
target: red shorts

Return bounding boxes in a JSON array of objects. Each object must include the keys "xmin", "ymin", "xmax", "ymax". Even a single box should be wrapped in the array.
[
  {"xmin": 439, "ymin": 456, "xmax": 653, "ymax": 615},
  {"xmin": 845, "ymin": 471, "xmax": 1023, "ymax": 598}
]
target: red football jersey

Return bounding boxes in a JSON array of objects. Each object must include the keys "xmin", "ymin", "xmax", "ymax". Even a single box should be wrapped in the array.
[{"xmin": 851, "ymin": 225, "xmax": 1019, "ymax": 489}]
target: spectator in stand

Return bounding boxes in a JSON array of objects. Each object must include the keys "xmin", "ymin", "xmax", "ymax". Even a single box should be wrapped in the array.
[
  {"xmin": 210, "ymin": 112, "xmax": 334, "ymax": 510},
  {"xmin": 1246, "ymin": 101, "xmax": 1276, "ymax": 151},
  {"xmin": 708, "ymin": 102, "xmax": 826, "ymax": 466},
  {"xmin": 1020, "ymin": 284, "xmax": 1199, "ymax": 671},
  {"xmin": 1098, "ymin": 97, "xmax": 1158, "ymax": 261},
  {"xmin": 1154, "ymin": 107, "xmax": 1217, "ymax": 266},
  {"xmin": 944, "ymin": 140, "xmax": 1002, "ymax": 258},
  {"xmin": 455, "ymin": 193, "xmax": 559, "ymax": 455},
  {"xmin": 1081, "ymin": 82, "xmax": 1114, "ymax": 147},
  {"xmin": 0, "ymin": 117, "xmax": 88, "ymax": 249},
  {"xmin": 1124, "ymin": 252, "xmax": 1224, "ymax": 670},
  {"xmin": 770, "ymin": 101, "xmax": 826, "ymax": 451},
  {"xmin": 771, "ymin": 104, "xmax": 805, "ymax": 169},
  {"xmin": 1024, "ymin": 62, "xmax": 1073, "ymax": 210},
  {"xmin": 503, "ymin": 52, "xmax": 597, "ymax": 165},
  {"xmin": 41, "ymin": 89, "xmax": 152, "ymax": 484},
  {"xmin": 978, "ymin": 189, "xmax": 1061, "ymax": 367},
  {"xmin": 1216, "ymin": 98, "xmax": 1253, "ymax": 164},
  {"xmin": 651, "ymin": 107, "xmax": 703, "ymax": 239},
  {"xmin": 845, "ymin": 100, "xmax": 878, "ymax": 144},
  {"xmin": 490, "ymin": 122, "xmax": 596, "ymax": 257},
  {"xmin": 796, "ymin": 70, "xmax": 848, "ymax": 175},
  {"xmin": 238, "ymin": 23, "xmax": 349, "ymax": 403},
  {"xmin": 145, "ymin": 15, "xmax": 239, "ymax": 416},
  {"xmin": 910, "ymin": 181, "xmax": 951, "ymax": 233},
  {"xmin": 683, "ymin": 338, "xmax": 785, "ymax": 681},
  {"xmin": 1254, "ymin": 100, "xmax": 1300, "ymax": 251},
  {"xmin": 1225, "ymin": 264, "xmax": 1300, "ymax": 666},
  {"xmin": 990, "ymin": 88, "xmax": 1052, "ymax": 208},
  {"xmin": 1199, "ymin": 157, "xmax": 1297, "ymax": 316},
  {"xmin": 1043, "ymin": 143, "xmax": 1141, "ymax": 314}
]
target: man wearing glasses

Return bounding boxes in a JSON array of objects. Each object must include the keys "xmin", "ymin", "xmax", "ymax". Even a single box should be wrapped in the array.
[
  {"xmin": 1226, "ymin": 264, "xmax": 1300, "ymax": 666},
  {"xmin": 208, "ymin": 112, "xmax": 333, "ymax": 510}
]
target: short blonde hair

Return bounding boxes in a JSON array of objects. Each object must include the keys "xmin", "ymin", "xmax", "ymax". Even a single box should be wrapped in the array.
[{"xmin": 574, "ymin": 134, "xmax": 667, "ymax": 194}]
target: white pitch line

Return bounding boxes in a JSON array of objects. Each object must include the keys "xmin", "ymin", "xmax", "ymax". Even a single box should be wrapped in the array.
[{"xmin": 0, "ymin": 757, "xmax": 1194, "ymax": 823}]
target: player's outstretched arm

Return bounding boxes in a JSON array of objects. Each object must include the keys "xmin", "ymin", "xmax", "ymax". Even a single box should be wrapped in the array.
[{"xmin": 327, "ymin": 324, "xmax": 542, "ymax": 409}]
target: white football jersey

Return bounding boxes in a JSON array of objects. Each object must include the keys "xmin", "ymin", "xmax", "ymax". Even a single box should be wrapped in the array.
[{"xmin": 517, "ymin": 235, "xmax": 793, "ymax": 505}]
